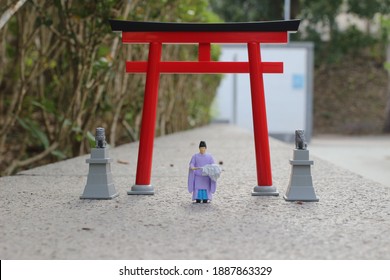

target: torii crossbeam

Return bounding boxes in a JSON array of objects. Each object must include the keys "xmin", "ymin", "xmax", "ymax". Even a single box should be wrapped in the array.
[{"xmin": 110, "ymin": 19, "xmax": 300, "ymax": 196}]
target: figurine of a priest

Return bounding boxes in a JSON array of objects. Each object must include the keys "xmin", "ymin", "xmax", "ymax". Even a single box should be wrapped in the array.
[{"xmin": 188, "ymin": 141, "xmax": 220, "ymax": 203}]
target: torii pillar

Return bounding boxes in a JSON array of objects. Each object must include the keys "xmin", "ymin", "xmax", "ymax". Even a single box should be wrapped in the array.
[{"xmin": 110, "ymin": 19, "xmax": 300, "ymax": 196}]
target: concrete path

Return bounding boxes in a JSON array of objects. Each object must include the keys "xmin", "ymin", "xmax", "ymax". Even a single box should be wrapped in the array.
[
  {"xmin": 1, "ymin": 124, "xmax": 390, "ymax": 259},
  {"xmin": 310, "ymin": 135, "xmax": 390, "ymax": 188}
]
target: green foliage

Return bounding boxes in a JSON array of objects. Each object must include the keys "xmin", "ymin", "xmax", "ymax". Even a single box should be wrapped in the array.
[
  {"xmin": 208, "ymin": 0, "xmax": 390, "ymax": 134},
  {"xmin": 347, "ymin": 0, "xmax": 390, "ymax": 18},
  {"xmin": 210, "ymin": 0, "xmax": 285, "ymax": 21},
  {"xmin": 310, "ymin": 26, "xmax": 381, "ymax": 65},
  {"xmin": 382, "ymin": 17, "xmax": 390, "ymax": 74},
  {"xmin": 385, "ymin": 62, "xmax": 390, "ymax": 73},
  {"xmin": 300, "ymin": 0, "xmax": 343, "ymax": 25},
  {"xmin": 86, "ymin": 131, "xmax": 96, "ymax": 149},
  {"xmin": 209, "ymin": 0, "xmax": 388, "ymax": 65},
  {"xmin": 17, "ymin": 118, "xmax": 49, "ymax": 149},
  {"xmin": 0, "ymin": 0, "xmax": 223, "ymax": 175},
  {"xmin": 294, "ymin": 0, "xmax": 388, "ymax": 65}
]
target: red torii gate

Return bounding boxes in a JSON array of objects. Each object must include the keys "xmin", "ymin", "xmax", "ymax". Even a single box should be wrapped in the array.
[{"xmin": 109, "ymin": 19, "xmax": 300, "ymax": 196}]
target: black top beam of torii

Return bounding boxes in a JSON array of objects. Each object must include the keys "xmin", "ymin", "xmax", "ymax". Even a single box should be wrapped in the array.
[{"xmin": 109, "ymin": 19, "xmax": 300, "ymax": 32}]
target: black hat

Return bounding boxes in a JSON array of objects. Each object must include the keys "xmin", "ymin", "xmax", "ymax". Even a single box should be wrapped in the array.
[{"xmin": 199, "ymin": 141, "xmax": 207, "ymax": 148}]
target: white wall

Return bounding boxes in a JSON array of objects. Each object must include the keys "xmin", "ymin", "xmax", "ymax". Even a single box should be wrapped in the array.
[{"xmin": 213, "ymin": 43, "xmax": 313, "ymax": 142}]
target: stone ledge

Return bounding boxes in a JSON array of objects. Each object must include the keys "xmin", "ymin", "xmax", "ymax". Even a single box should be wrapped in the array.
[{"xmin": 1, "ymin": 124, "xmax": 389, "ymax": 259}]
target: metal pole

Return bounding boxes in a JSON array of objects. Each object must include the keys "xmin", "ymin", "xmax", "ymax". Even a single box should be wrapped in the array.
[
  {"xmin": 284, "ymin": 0, "xmax": 291, "ymax": 20},
  {"xmin": 284, "ymin": 0, "xmax": 291, "ymax": 42}
]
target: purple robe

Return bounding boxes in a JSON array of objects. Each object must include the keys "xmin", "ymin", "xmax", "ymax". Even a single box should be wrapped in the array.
[{"xmin": 188, "ymin": 153, "xmax": 216, "ymax": 200}]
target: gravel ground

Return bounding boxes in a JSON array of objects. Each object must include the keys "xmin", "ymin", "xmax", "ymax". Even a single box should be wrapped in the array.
[{"xmin": 1, "ymin": 124, "xmax": 389, "ymax": 259}]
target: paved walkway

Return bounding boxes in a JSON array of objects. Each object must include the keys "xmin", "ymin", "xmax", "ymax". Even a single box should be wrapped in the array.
[
  {"xmin": 1, "ymin": 124, "xmax": 390, "ymax": 259},
  {"xmin": 310, "ymin": 135, "xmax": 390, "ymax": 188}
]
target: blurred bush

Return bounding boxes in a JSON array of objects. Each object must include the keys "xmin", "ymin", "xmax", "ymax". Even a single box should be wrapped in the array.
[
  {"xmin": 0, "ymin": 0, "xmax": 222, "ymax": 175},
  {"xmin": 211, "ymin": 0, "xmax": 390, "ymax": 134}
]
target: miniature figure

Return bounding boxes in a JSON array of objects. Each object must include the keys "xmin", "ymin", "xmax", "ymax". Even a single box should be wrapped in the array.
[{"xmin": 188, "ymin": 141, "xmax": 220, "ymax": 203}]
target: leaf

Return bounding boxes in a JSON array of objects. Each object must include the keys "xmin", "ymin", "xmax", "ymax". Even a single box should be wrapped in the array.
[
  {"xmin": 32, "ymin": 100, "xmax": 55, "ymax": 114},
  {"xmin": 34, "ymin": 128, "xmax": 49, "ymax": 149},
  {"xmin": 385, "ymin": 62, "xmax": 390, "ymax": 73},
  {"xmin": 16, "ymin": 117, "xmax": 49, "ymax": 148},
  {"xmin": 51, "ymin": 150, "xmax": 67, "ymax": 159},
  {"xmin": 87, "ymin": 131, "xmax": 95, "ymax": 148}
]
